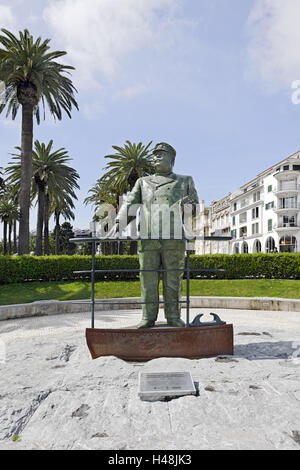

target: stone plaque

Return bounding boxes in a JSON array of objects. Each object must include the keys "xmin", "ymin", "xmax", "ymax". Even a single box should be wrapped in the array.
[{"xmin": 138, "ymin": 371, "xmax": 196, "ymax": 401}]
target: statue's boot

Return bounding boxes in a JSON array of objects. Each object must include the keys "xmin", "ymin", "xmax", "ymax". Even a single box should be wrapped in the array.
[
  {"xmin": 136, "ymin": 317, "xmax": 156, "ymax": 329},
  {"xmin": 166, "ymin": 317, "xmax": 185, "ymax": 328}
]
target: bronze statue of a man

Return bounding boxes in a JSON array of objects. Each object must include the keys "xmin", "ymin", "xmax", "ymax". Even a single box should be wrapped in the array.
[{"xmin": 116, "ymin": 142, "xmax": 199, "ymax": 328}]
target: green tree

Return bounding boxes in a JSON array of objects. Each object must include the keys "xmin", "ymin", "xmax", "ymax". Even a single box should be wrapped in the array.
[
  {"xmin": 89, "ymin": 141, "xmax": 154, "ymax": 254},
  {"xmin": 59, "ymin": 221, "xmax": 76, "ymax": 255},
  {"xmin": 84, "ymin": 178, "xmax": 122, "ymax": 255},
  {"xmin": 0, "ymin": 167, "xmax": 5, "ymax": 191},
  {"xmin": 84, "ymin": 177, "xmax": 118, "ymax": 211},
  {"xmin": 51, "ymin": 192, "xmax": 75, "ymax": 255},
  {"xmin": 6, "ymin": 140, "xmax": 79, "ymax": 256},
  {"xmin": 101, "ymin": 141, "xmax": 154, "ymax": 194},
  {"xmin": 0, "ymin": 28, "xmax": 78, "ymax": 254},
  {"xmin": 0, "ymin": 195, "xmax": 19, "ymax": 254},
  {"xmin": 0, "ymin": 175, "xmax": 19, "ymax": 254}
]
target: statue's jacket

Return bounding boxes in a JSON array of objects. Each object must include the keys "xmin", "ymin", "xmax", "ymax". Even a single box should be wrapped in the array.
[{"xmin": 117, "ymin": 173, "xmax": 199, "ymax": 249}]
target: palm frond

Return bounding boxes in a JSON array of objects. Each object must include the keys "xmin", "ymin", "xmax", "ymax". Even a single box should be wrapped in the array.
[{"xmin": 0, "ymin": 28, "xmax": 78, "ymax": 123}]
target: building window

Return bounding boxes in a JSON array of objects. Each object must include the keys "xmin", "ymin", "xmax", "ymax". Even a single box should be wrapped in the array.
[
  {"xmin": 252, "ymin": 207, "xmax": 259, "ymax": 219},
  {"xmin": 279, "ymin": 236, "xmax": 297, "ymax": 253},
  {"xmin": 252, "ymin": 223, "xmax": 259, "ymax": 234},
  {"xmin": 233, "ymin": 202, "xmax": 237, "ymax": 211},
  {"xmin": 293, "ymin": 165, "xmax": 300, "ymax": 171},
  {"xmin": 267, "ymin": 185, "xmax": 272, "ymax": 192},
  {"xmin": 232, "ymin": 216, "xmax": 236, "ymax": 226},
  {"xmin": 279, "ymin": 179, "xmax": 296, "ymax": 191},
  {"xmin": 231, "ymin": 229, "xmax": 237, "ymax": 239},
  {"xmin": 253, "ymin": 240, "xmax": 262, "ymax": 253},
  {"xmin": 265, "ymin": 201, "xmax": 275, "ymax": 210},
  {"xmin": 239, "ymin": 212, "xmax": 247, "ymax": 224},
  {"xmin": 279, "ymin": 197, "xmax": 297, "ymax": 209},
  {"xmin": 253, "ymin": 191, "xmax": 261, "ymax": 202},
  {"xmin": 239, "ymin": 226, "xmax": 247, "ymax": 237},
  {"xmin": 283, "ymin": 165, "xmax": 289, "ymax": 171},
  {"xmin": 268, "ymin": 219, "xmax": 273, "ymax": 231},
  {"xmin": 266, "ymin": 237, "xmax": 275, "ymax": 253},
  {"xmin": 241, "ymin": 242, "xmax": 249, "ymax": 253},
  {"xmin": 281, "ymin": 215, "xmax": 296, "ymax": 227}
]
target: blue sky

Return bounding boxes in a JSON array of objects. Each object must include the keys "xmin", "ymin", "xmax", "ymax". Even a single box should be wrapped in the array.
[{"xmin": 1, "ymin": 0, "xmax": 300, "ymax": 232}]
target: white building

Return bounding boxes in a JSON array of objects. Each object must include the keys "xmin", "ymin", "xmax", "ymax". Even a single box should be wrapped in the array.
[{"xmin": 195, "ymin": 150, "xmax": 300, "ymax": 254}]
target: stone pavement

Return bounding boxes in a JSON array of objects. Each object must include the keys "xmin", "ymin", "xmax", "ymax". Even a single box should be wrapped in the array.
[{"xmin": 0, "ymin": 307, "xmax": 300, "ymax": 450}]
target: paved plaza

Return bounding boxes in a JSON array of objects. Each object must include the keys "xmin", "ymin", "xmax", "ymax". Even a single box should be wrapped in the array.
[{"xmin": 0, "ymin": 307, "xmax": 300, "ymax": 450}]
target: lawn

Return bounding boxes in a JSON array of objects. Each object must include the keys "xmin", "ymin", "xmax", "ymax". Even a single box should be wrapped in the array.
[{"xmin": 1, "ymin": 279, "xmax": 300, "ymax": 305}]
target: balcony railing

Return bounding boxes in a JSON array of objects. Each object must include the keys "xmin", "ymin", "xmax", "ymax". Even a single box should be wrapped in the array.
[
  {"xmin": 274, "ymin": 222, "xmax": 300, "ymax": 229},
  {"xmin": 274, "ymin": 168, "xmax": 300, "ymax": 178},
  {"xmin": 274, "ymin": 184, "xmax": 300, "ymax": 193},
  {"xmin": 275, "ymin": 203, "xmax": 300, "ymax": 210}
]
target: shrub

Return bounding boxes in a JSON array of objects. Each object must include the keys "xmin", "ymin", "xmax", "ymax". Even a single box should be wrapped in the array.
[
  {"xmin": 0, "ymin": 255, "xmax": 140, "ymax": 284},
  {"xmin": 190, "ymin": 253, "xmax": 300, "ymax": 280},
  {"xmin": 0, "ymin": 253, "xmax": 299, "ymax": 285}
]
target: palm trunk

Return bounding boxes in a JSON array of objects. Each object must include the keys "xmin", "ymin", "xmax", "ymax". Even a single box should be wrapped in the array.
[
  {"xmin": 44, "ymin": 193, "xmax": 50, "ymax": 255},
  {"xmin": 55, "ymin": 212, "xmax": 60, "ymax": 255},
  {"xmin": 115, "ymin": 196, "xmax": 123, "ymax": 255},
  {"xmin": 35, "ymin": 180, "xmax": 45, "ymax": 256},
  {"xmin": 3, "ymin": 220, "xmax": 7, "ymax": 255},
  {"xmin": 118, "ymin": 241, "xmax": 123, "ymax": 255},
  {"xmin": 13, "ymin": 220, "xmax": 17, "ymax": 253},
  {"xmin": 8, "ymin": 223, "xmax": 12, "ymax": 255},
  {"xmin": 19, "ymin": 103, "xmax": 33, "ymax": 255}
]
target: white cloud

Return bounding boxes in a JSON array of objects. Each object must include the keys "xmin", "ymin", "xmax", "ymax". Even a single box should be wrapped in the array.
[
  {"xmin": 42, "ymin": 0, "xmax": 186, "ymax": 90},
  {"xmin": 81, "ymin": 100, "xmax": 105, "ymax": 120},
  {"xmin": 0, "ymin": 118, "xmax": 19, "ymax": 129},
  {"xmin": 247, "ymin": 0, "xmax": 300, "ymax": 91},
  {"xmin": 113, "ymin": 83, "xmax": 147, "ymax": 101},
  {"xmin": 0, "ymin": 5, "xmax": 15, "ymax": 29}
]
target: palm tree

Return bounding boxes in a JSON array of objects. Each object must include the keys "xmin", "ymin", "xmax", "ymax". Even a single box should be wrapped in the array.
[
  {"xmin": 84, "ymin": 177, "xmax": 118, "ymax": 210},
  {"xmin": 0, "ymin": 196, "xmax": 19, "ymax": 254},
  {"xmin": 101, "ymin": 141, "xmax": 154, "ymax": 195},
  {"xmin": 6, "ymin": 140, "xmax": 80, "ymax": 255},
  {"xmin": 51, "ymin": 192, "xmax": 75, "ymax": 255},
  {"xmin": 99, "ymin": 141, "xmax": 154, "ymax": 254},
  {"xmin": 0, "ymin": 28, "xmax": 78, "ymax": 254},
  {"xmin": 0, "ymin": 176, "xmax": 19, "ymax": 254},
  {"xmin": 8, "ymin": 183, "xmax": 19, "ymax": 253},
  {"xmin": 84, "ymin": 178, "xmax": 120, "ymax": 255},
  {"xmin": 0, "ymin": 167, "xmax": 5, "ymax": 191}
]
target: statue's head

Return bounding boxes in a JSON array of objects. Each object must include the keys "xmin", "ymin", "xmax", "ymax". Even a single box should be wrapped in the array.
[{"xmin": 153, "ymin": 142, "xmax": 176, "ymax": 173}]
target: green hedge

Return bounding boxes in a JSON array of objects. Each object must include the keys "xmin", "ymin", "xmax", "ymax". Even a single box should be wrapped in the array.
[
  {"xmin": 190, "ymin": 253, "xmax": 300, "ymax": 280},
  {"xmin": 0, "ymin": 253, "xmax": 299, "ymax": 284},
  {"xmin": 0, "ymin": 255, "xmax": 140, "ymax": 284}
]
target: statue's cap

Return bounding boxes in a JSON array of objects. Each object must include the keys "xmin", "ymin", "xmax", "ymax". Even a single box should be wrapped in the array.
[{"xmin": 153, "ymin": 142, "xmax": 176, "ymax": 158}]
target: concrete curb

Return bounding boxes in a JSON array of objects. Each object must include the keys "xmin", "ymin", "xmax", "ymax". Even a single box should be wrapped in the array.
[{"xmin": 1, "ymin": 296, "xmax": 300, "ymax": 321}]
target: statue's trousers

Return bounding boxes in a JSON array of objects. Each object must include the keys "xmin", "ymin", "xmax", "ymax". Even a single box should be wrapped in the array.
[{"xmin": 138, "ymin": 239, "xmax": 186, "ymax": 321}]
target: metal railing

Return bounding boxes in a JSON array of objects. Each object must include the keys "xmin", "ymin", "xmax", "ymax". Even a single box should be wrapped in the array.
[
  {"xmin": 275, "ymin": 203, "xmax": 300, "ymax": 210},
  {"xmin": 274, "ymin": 184, "xmax": 300, "ymax": 193},
  {"xmin": 274, "ymin": 222, "xmax": 300, "ymax": 229},
  {"xmin": 69, "ymin": 236, "xmax": 232, "ymax": 328}
]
